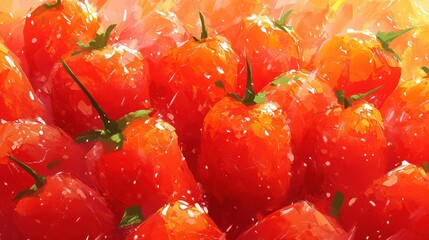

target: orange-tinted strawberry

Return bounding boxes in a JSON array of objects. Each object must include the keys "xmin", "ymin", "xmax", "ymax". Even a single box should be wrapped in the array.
[
  {"xmin": 400, "ymin": 26, "xmax": 429, "ymax": 81},
  {"xmin": 197, "ymin": 62, "xmax": 293, "ymax": 238},
  {"xmin": 232, "ymin": 13, "xmax": 301, "ymax": 94},
  {"xmin": 124, "ymin": 201, "xmax": 225, "ymax": 240},
  {"xmin": 311, "ymin": 30, "xmax": 411, "ymax": 107},
  {"xmin": 150, "ymin": 13, "xmax": 238, "ymax": 174},
  {"xmin": 62, "ymin": 61, "xmax": 202, "ymax": 219},
  {"xmin": 0, "ymin": 41, "xmax": 44, "ymax": 121},
  {"xmin": 269, "ymin": 1, "xmax": 332, "ymax": 64},
  {"xmin": 237, "ymin": 201, "xmax": 348, "ymax": 240},
  {"xmin": 341, "ymin": 162, "xmax": 429, "ymax": 239},
  {"xmin": 381, "ymin": 73, "xmax": 429, "ymax": 168},
  {"xmin": 51, "ymin": 25, "xmax": 151, "ymax": 138},
  {"xmin": 23, "ymin": 0, "xmax": 100, "ymax": 81},
  {"xmin": 299, "ymin": 88, "xmax": 388, "ymax": 214}
]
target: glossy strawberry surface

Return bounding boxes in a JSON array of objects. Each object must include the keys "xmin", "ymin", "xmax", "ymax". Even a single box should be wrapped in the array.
[
  {"xmin": 198, "ymin": 96, "xmax": 293, "ymax": 237},
  {"xmin": 0, "ymin": 41, "xmax": 44, "ymax": 121},
  {"xmin": 12, "ymin": 172, "xmax": 116, "ymax": 240},
  {"xmin": 51, "ymin": 44, "xmax": 150, "ymax": 137},
  {"xmin": 0, "ymin": 120, "xmax": 88, "ymax": 216},
  {"xmin": 261, "ymin": 69, "xmax": 336, "ymax": 147},
  {"xmin": 341, "ymin": 163, "xmax": 429, "ymax": 239},
  {"xmin": 150, "ymin": 33, "xmax": 238, "ymax": 174},
  {"xmin": 232, "ymin": 14, "xmax": 301, "ymax": 94},
  {"xmin": 126, "ymin": 201, "xmax": 225, "ymax": 240},
  {"xmin": 237, "ymin": 201, "xmax": 347, "ymax": 240},
  {"xmin": 23, "ymin": 0, "xmax": 100, "ymax": 79},
  {"xmin": 88, "ymin": 117, "xmax": 202, "ymax": 218},
  {"xmin": 299, "ymin": 100, "xmax": 388, "ymax": 212},
  {"xmin": 312, "ymin": 32, "xmax": 401, "ymax": 108},
  {"xmin": 381, "ymin": 77, "xmax": 429, "ymax": 168}
]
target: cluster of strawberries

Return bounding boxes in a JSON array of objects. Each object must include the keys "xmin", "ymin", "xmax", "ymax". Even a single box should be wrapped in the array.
[{"xmin": 1, "ymin": 0, "xmax": 429, "ymax": 239}]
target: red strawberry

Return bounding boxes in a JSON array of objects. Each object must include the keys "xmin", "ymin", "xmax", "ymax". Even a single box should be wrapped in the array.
[
  {"xmin": 123, "ymin": 201, "xmax": 225, "ymax": 240},
  {"xmin": 299, "ymin": 88, "xmax": 388, "ymax": 214},
  {"xmin": 237, "ymin": 201, "xmax": 348, "ymax": 240},
  {"xmin": 7, "ymin": 156, "xmax": 116, "ymax": 240},
  {"xmin": 259, "ymin": 69, "xmax": 337, "ymax": 201},
  {"xmin": 0, "ymin": 40, "xmax": 44, "ymax": 121},
  {"xmin": 116, "ymin": 9, "xmax": 190, "ymax": 73},
  {"xmin": 150, "ymin": 12, "xmax": 238, "ymax": 174},
  {"xmin": 24, "ymin": 0, "xmax": 100, "ymax": 80},
  {"xmin": 232, "ymin": 12, "xmax": 301, "ymax": 94},
  {"xmin": 381, "ymin": 72, "xmax": 429, "ymax": 167},
  {"xmin": 62, "ymin": 61, "xmax": 202, "ymax": 219},
  {"xmin": 0, "ymin": 119, "xmax": 89, "ymax": 223},
  {"xmin": 341, "ymin": 162, "xmax": 429, "ymax": 239},
  {"xmin": 311, "ymin": 29, "xmax": 412, "ymax": 107},
  {"xmin": 260, "ymin": 69, "xmax": 336, "ymax": 148},
  {"xmin": 197, "ymin": 61, "xmax": 293, "ymax": 238},
  {"xmin": 51, "ymin": 24, "xmax": 151, "ymax": 138}
]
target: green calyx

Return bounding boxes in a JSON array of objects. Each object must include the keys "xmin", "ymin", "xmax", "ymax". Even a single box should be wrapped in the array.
[
  {"xmin": 61, "ymin": 60, "xmax": 152, "ymax": 150},
  {"xmin": 7, "ymin": 155, "xmax": 46, "ymax": 201},
  {"xmin": 376, "ymin": 27, "xmax": 414, "ymax": 61},
  {"xmin": 335, "ymin": 85, "xmax": 383, "ymax": 108},
  {"xmin": 44, "ymin": 0, "xmax": 61, "ymax": 9},
  {"xmin": 192, "ymin": 12, "xmax": 208, "ymax": 42},
  {"xmin": 73, "ymin": 24, "xmax": 117, "ymax": 56},
  {"xmin": 423, "ymin": 161, "xmax": 428, "ymax": 172},
  {"xmin": 329, "ymin": 191, "xmax": 344, "ymax": 219},
  {"xmin": 119, "ymin": 205, "xmax": 145, "ymax": 229},
  {"xmin": 421, "ymin": 66, "xmax": 429, "ymax": 76},
  {"xmin": 274, "ymin": 10, "xmax": 293, "ymax": 33}
]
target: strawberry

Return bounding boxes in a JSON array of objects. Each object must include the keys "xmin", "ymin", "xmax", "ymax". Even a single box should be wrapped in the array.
[
  {"xmin": 298, "ymin": 87, "xmax": 388, "ymax": 214},
  {"xmin": 51, "ymin": 24, "xmax": 151, "ymax": 138},
  {"xmin": 311, "ymin": 29, "xmax": 412, "ymax": 108},
  {"xmin": 0, "ymin": 119, "xmax": 89, "ymax": 173},
  {"xmin": 150, "ymin": 13, "xmax": 238, "ymax": 174},
  {"xmin": 259, "ymin": 69, "xmax": 336, "ymax": 201},
  {"xmin": 341, "ymin": 162, "xmax": 429, "ymax": 239},
  {"xmin": 7, "ymin": 156, "xmax": 116, "ymax": 240},
  {"xmin": 0, "ymin": 41, "xmax": 44, "ymax": 121},
  {"xmin": 260, "ymin": 69, "xmax": 336, "ymax": 148},
  {"xmin": 23, "ymin": 0, "xmax": 100, "ymax": 81},
  {"xmin": 61, "ymin": 60, "xmax": 202, "ymax": 219},
  {"xmin": 381, "ymin": 72, "xmax": 429, "ymax": 167},
  {"xmin": 197, "ymin": 61, "xmax": 293, "ymax": 237},
  {"xmin": 0, "ymin": 120, "xmax": 91, "ymax": 240},
  {"xmin": 237, "ymin": 201, "xmax": 347, "ymax": 240},
  {"xmin": 232, "ymin": 12, "xmax": 301, "ymax": 94},
  {"xmin": 123, "ymin": 201, "xmax": 225, "ymax": 239},
  {"xmin": 116, "ymin": 9, "xmax": 189, "ymax": 71}
]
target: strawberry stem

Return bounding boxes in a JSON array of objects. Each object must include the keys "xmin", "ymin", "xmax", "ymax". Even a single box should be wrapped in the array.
[
  {"xmin": 61, "ymin": 60, "xmax": 152, "ymax": 150},
  {"xmin": 193, "ymin": 12, "xmax": 208, "ymax": 41},
  {"xmin": 335, "ymin": 85, "xmax": 383, "ymax": 108},
  {"xmin": 61, "ymin": 60, "xmax": 119, "ymax": 135},
  {"xmin": 274, "ymin": 10, "xmax": 293, "ymax": 32},
  {"xmin": 421, "ymin": 66, "xmax": 429, "ymax": 76},
  {"xmin": 329, "ymin": 191, "xmax": 344, "ymax": 219},
  {"xmin": 7, "ymin": 155, "xmax": 46, "ymax": 201},
  {"xmin": 242, "ymin": 58, "xmax": 256, "ymax": 105},
  {"xmin": 44, "ymin": 0, "xmax": 61, "ymax": 9},
  {"xmin": 376, "ymin": 27, "xmax": 414, "ymax": 60}
]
